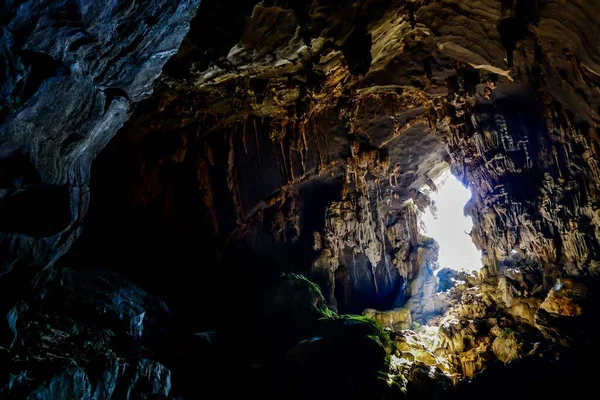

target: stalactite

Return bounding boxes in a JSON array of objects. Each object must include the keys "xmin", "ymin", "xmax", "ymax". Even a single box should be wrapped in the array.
[{"xmin": 227, "ymin": 131, "xmax": 245, "ymax": 226}]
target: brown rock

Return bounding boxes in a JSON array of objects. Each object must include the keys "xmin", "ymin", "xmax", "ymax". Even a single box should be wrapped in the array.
[
  {"xmin": 539, "ymin": 278, "xmax": 587, "ymax": 317},
  {"xmin": 364, "ymin": 308, "xmax": 412, "ymax": 331}
]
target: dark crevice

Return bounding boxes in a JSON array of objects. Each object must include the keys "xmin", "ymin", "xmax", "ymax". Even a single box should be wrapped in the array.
[
  {"xmin": 101, "ymin": 87, "xmax": 130, "ymax": 112},
  {"xmin": 19, "ymin": 50, "xmax": 60, "ymax": 99},
  {"xmin": 341, "ymin": 22, "xmax": 372, "ymax": 76},
  {"xmin": 0, "ymin": 186, "xmax": 71, "ymax": 237}
]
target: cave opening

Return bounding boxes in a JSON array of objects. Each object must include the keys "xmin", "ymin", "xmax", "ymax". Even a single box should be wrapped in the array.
[{"xmin": 418, "ymin": 169, "xmax": 482, "ymax": 273}]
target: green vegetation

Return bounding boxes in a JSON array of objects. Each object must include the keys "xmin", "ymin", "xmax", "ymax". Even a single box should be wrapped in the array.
[
  {"xmin": 278, "ymin": 273, "xmax": 337, "ymax": 319},
  {"xmin": 333, "ymin": 314, "xmax": 392, "ymax": 350},
  {"xmin": 412, "ymin": 321, "xmax": 421, "ymax": 331},
  {"xmin": 499, "ymin": 328, "xmax": 517, "ymax": 338}
]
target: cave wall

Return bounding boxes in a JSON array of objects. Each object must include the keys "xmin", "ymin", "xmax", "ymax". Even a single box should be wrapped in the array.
[
  {"xmin": 70, "ymin": 0, "xmax": 600, "ymax": 318},
  {"xmin": 0, "ymin": 1, "xmax": 206, "ymax": 398},
  {"xmin": 0, "ymin": 0, "xmax": 200, "ymax": 308}
]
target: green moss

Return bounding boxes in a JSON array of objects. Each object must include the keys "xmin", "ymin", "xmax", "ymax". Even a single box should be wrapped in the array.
[
  {"xmin": 333, "ymin": 314, "xmax": 392, "ymax": 350},
  {"xmin": 279, "ymin": 273, "xmax": 320, "ymax": 295},
  {"xmin": 319, "ymin": 306, "xmax": 337, "ymax": 319},
  {"xmin": 278, "ymin": 273, "xmax": 337, "ymax": 319},
  {"xmin": 499, "ymin": 328, "xmax": 517, "ymax": 338}
]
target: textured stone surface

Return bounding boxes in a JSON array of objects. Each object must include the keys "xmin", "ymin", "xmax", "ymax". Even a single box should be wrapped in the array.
[
  {"xmin": 364, "ymin": 307, "xmax": 412, "ymax": 331},
  {"xmin": 0, "ymin": 2, "xmax": 200, "ymax": 398},
  {"xmin": 1, "ymin": 268, "xmax": 173, "ymax": 399},
  {"xmin": 0, "ymin": 0, "xmax": 200, "ymax": 275}
]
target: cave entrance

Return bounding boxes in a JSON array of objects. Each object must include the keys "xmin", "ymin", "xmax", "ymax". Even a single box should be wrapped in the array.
[{"xmin": 419, "ymin": 169, "xmax": 482, "ymax": 272}]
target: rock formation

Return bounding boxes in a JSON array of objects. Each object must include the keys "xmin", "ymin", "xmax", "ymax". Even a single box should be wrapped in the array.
[
  {"xmin": 0, "ymin": 1, "xmax": 200, "ymax": 398},
  {"xmin": 0, "ymin": 0, "xmax": 200, "ymax": 284},
  {"xmin": 1, "ymin": 0, "xmax": 600, "ymax": 399}
]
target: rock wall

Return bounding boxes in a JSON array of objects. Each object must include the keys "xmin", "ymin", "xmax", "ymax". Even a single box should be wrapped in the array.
[
  {"xmin": 0, "ymin": 0, "xmax": 200, "ymax": 276},
  {"xmin": 0, "ymin": 1, "xmax": 201, "ymax": 398}
]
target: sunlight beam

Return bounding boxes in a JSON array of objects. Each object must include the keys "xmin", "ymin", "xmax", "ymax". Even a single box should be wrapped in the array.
[{"xmin": 419, "ymin": 172, "xmax": 482, "ymax": 272}]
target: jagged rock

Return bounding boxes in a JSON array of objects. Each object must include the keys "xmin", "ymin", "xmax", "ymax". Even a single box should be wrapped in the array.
[
  {"xmin": 539, "ymin": 278, "xmax": 587, "ymax": 317},
  {"xmin": 364, "ymin": 307, "xmax": 412, "ymax": 331},
  {"xmin": 21, "ymin": 359, "xmax": 172, "ymax": 400},
  {"xmin": 1, "ymin": 268, "xmax": 173, "ymax": 399},
  {"xmin": 534, "ymin": 278, "xmax": 589, "ymax": 346},
  {"xmin": 391, "ymin": 330, "xmax": 456, "ymax": 378},
  {"xmin": 0, "ymin": 0, "xmax": 200, "ymax": 275},
  {"xmin": 436, "ymin": 316, "xmax": 498, "ymax": 377},
  {"xmin": 404, "ymin": 361, "xmax": 452, "ymax": 400},
  {"xmin": 455, "ymin": 343, "xmax": 494, "ymax": 378},
  {"xmin": 40, "ymin": 268, "xmax": 171, "ymax": 343},
  {"xmin": 491, "ymin": 329, "xmax": 524, "ymax": 364},
  {"xmin": 437, "ymin": 269, "xmax": 468, "ymax": 293}
]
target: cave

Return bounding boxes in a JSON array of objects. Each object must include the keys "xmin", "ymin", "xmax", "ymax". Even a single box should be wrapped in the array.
[{"xmin": 1, "ymin": 0, "xmax": 600, "ymax": 399}]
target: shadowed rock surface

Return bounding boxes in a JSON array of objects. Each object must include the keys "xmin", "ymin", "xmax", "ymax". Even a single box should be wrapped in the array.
[{"xmin": 0, "ymin": 0, "xmax": 200, "ymax": 277}]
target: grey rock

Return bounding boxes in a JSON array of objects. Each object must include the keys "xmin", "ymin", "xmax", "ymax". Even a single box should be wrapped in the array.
[
  {"xmin": 0, "ymin": 0, "xmax": 201, "ymax": 274},
  {"xmin": 2, "ymin": 267, "xmax": 173, "ymax": 399}
]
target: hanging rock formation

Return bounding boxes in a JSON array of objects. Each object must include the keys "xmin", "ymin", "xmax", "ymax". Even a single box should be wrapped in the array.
[{"xmin": 74, "ymin": 0, "xmax": 600, "ymax": 388}]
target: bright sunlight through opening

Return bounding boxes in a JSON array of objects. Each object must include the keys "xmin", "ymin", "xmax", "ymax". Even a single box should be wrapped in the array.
[{"xmin": 419, "ymin": 171, "xmax": 483, "ymax": 272}]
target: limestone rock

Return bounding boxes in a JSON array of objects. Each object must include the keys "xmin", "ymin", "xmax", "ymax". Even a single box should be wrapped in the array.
[
  {"xmin": 534, "ymin": 278, "xmax": 589, "ymax": 346},
  {"xmin": 364, "ymin": 308, "xmax": 412, "ymax": 331},
  {"xmin": 391, "ymin": 330, "xmax": 455, "ymax": 375},
  {"xmin": 492, "ymin": 329, "xmax": 524, "ymax": 364},
  {"xmin": 404, "ymin": 361, "xmax": 452, "ymax": 399},
  {"xmin": 1, "ymin": 268, "xmax": 173, "ymax": 399},
  {"xmin": 539, "ymin": 278, "xmax": 587, "ymax": 317},
  {"xmin": 40, "ymin": 268, "xmax": 171, "ymax": 343}
]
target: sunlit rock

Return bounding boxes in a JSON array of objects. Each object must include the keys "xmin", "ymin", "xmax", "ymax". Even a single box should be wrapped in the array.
[
  {"xmin": 535, "ymin": 278, "xmax": 590, "ymax": 346},
  {"xmin": 364, "ymin": 307, "xmax": 412, "ymax": 331},
  {"xmin": 492, "ymin": 329, "xmax": 525, "ymax": 364}
]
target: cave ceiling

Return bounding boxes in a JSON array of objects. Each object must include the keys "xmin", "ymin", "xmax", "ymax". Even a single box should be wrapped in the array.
[
  {"xmin": 109, "ymin": 0, "xmax": 600, "ymax": 278},
  {"xmin": 0, "ymin": 0, "xmax": 598, "ymax": 317},
  {"xmin": 119, "ymin": 0, "xmax": 599, "ymax": 223}
]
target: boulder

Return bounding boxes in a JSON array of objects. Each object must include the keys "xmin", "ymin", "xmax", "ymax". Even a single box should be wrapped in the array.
[
  {"xmin": 492, "ymin": 329, "xmax": 524, "ymax": 364},
  {"xmin": 1, "ymin": 268, "xmax": 173, "ymax": 399},
  {"xmin": 364, "ymin": 307, "xmax": 412, "ymax": 330},
  {"xmin": 534, "ymin": 278, "xmax": 589, "ymax": 346},
  {"xmin": 282, "ymin": 315, "xmax": 394, "ymax": 400}
]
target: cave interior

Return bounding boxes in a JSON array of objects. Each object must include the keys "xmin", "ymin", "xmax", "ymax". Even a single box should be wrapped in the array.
[{"xmin": 1, "ymin": 0, "xmax": 600, "ymax": 399}]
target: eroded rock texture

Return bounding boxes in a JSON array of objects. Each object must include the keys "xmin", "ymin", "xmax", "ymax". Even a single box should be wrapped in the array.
[
  {"xmin": 0, "ymin": 1, "xmax": 200, "ymax": 399},
  {"xmin": 0, "ymin": 0, "xmax": 200, "ymax": 279},
  {"xmin": 2, "ymin": 268, "xmax": 173, "ymax": 399},
  {"xmin": 72, "ymin": 0, "xmax": 600, "ymax": 311}
]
